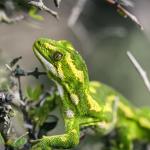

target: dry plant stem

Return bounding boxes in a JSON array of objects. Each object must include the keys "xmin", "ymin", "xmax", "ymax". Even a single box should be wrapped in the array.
[
  {"xmin": 127, "ymin": 51, "xmax": 150, "ymax": 92},
  {"xmin": 117, "ymin": 5, "xmax": 143, "ymax": 30},
  {"xmin": 106, "ymin": 0, "xmax": 143, "ymax": 30},
  {"xmin": 29, "ymin": 0, "xmax": 58, "ymax": 19},
  {"xmin": 53, "ymin": 0, "xmax": 62, "ymax": 8},
  {"xmin": 17, "ymin": 76, "xmax": 23, "ymax": 101},
  {"xmin": 0, "ymin": 10, "xmax": 24, "ymax": 23}
]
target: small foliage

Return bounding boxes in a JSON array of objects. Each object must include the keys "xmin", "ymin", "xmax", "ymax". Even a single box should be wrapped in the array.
[
  {"xmin": 0, "ymin": 133, "xmax": 4, "ymax": 145},
  {"xmin": 11, "ymin": 132, "xmax": 28, "ymax": 149},
  {"xmin": 26, "ymin": 84, "xmax": 43, "ymax": 101}
]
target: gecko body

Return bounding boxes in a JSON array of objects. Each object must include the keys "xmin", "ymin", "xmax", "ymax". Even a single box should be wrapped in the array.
[{"xmin": 32, "ymin": 38, "xmax": 150, "ymax": 150}]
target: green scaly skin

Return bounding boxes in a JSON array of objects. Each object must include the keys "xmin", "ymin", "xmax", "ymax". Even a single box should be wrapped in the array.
[{"xmin": 32, "ymin": 38, "xmax": 150, "ymax": 150}]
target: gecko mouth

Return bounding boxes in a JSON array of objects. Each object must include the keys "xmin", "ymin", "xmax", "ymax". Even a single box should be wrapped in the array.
[{"xmin": 33, "ymin": 47, "xmax": 58, "ymax": 76}]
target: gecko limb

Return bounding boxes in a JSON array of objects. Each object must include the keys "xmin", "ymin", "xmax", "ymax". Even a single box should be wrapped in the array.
[{"xmin": 31, "ymin": 119, "xmax": 80, "ymax": 150}]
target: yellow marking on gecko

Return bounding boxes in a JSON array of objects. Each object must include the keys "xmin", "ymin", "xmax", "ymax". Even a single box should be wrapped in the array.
[
  {"xmin": 60, "ymin": 137, "xmax": 67, "ymax": 142},
  {"xmin": 89, "ymin": 86, "xmax": 96, "ymax": 93},
  {"xmin": 91, "ymin": 81, "xmax": 101, "ymax": 88},
  {"xmin": 87, "ymin": 94, "xmax": 101, "ymax": 112},
  {"xmin": 44, "ymin": 42, "xmax": 55, "ymax": 50},
  {"xmin": 107, "ymin": 95, "xmax": 116, "ymax": 102},
  {"xmin": 57, "ymin": 63, "xmax": 64, "ymax": 79},
  {"xmin": 58, "ymin": 40, "xmax": 75, "ymax": 51},
  {"xmin": 71, "ymin": 129, "xmax": 77, "ymax": 134},
  {"xmin": 66, "ymin": 54, "xmax": 84, "ymax": 83},
  {"xmin": 139, "ymin": 117, "xmax": 150, "ymax": 129},
  {"xmin": 119, "ymin": 102, "xmax": 134, "ymax": 118},
  {"xmin": 103, "ymin": 95, "xmax": 116, "ymax": 112},
  {"xmin": 106, "ymin": 95, "xmax": 134, "ymax": 118}
]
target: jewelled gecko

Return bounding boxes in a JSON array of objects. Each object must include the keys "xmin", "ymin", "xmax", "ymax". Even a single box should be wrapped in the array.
[{"xmin": 32, "ymin": 37, "xmax": 150, "ymax": 150}]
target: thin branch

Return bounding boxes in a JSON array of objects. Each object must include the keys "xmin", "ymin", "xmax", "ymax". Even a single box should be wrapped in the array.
[
  {"xmin": 53, "ymin": 0, "xmax": 62, "ymax": 8},
  {"xmin": 127, "ymin": 51, "xmax": 150, "ymax": 92},
  {"xmin": 117, "ymin": 4, "xmax": 144, "ymax": 30},
  {"xmin": 29, "ymin": 0, "xmax": 59, "ymax": 19},
  {"xmin": 0, "ymin": 10, "xmax": 24, "ymax": 23},
  {"xmin": 106, "ymin": 0, "xmax": 134, "ymax": 7},
  {"xmin": 106, "ymin": 0, "xmax": 143, "ymax": 30}
]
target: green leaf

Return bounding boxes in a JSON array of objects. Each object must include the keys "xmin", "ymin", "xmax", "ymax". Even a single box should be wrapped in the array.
[
  {"xmin": 26, "ymin": 84, "xmax": 43, "ymax": 101},
  {"xmin": 0, "ymin": 133, "xmax": 4, "ymax": 145},
  {"xmin": 12, "ymin": 132, "xmax": 28, "ymax": 149},
  {"xmin": 32, "ymin": 85, "xmax": 43, "ymax": 100},
  {"xmin": 28, "ymin": 6, "xmax": 44, "ymax": 21},
  {"xmin": 29, "ymin": 95, "xmax": 56, "ymax": 126},
  {"xmin": 26, "ymin": 86, "xmax": 33, "ymax": 99}
]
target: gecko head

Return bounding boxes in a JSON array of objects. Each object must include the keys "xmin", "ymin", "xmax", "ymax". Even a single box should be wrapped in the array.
[{"xmin": 33, "ymin": 38, "xmax": 89, "ymax": 87}]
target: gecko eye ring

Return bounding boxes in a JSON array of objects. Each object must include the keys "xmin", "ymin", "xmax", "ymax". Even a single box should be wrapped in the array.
[{"xmin": 53, "ymin": 51, "xmax": 63, "ymax": 61}]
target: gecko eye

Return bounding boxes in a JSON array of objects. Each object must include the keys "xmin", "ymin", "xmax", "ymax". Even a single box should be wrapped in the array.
[{"xmin": 53, "ymin": 51, "xmax": 63, "ymax": 61}]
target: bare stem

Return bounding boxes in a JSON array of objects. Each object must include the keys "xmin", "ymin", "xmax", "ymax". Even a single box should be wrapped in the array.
[
  {"xmin": 127, "ymin": 51, "xmax": 150, "ymax": 92},
  {"xmin": 29, "ymin": 0, "xmax": 58, "ymax": 19}
]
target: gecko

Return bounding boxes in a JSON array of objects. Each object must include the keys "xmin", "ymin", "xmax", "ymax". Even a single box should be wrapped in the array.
[{"xmin": 32, "ymin": 37, "xmax": 150, "ymax": 150}]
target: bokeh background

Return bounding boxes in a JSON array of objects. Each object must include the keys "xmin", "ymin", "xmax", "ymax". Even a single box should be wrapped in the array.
[{"xmin": 0, "ymin": 0, "xmax": 150, "ymax": 149}]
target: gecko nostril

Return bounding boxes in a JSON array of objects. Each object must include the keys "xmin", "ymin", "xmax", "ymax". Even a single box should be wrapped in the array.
[{"xmin": 37, "ymin": 40, "xmax": 41, "ymax": 45}]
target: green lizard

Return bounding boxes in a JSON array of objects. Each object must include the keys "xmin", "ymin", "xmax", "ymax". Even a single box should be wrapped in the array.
[{"xmin": 32, "ymin": 37, "xmax": 150, "ymax": 150}]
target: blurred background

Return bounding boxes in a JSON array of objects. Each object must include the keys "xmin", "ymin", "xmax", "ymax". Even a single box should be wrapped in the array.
[{"xmin": 0, "ymin": 0, "xmax": 150, "ymax": 149}]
